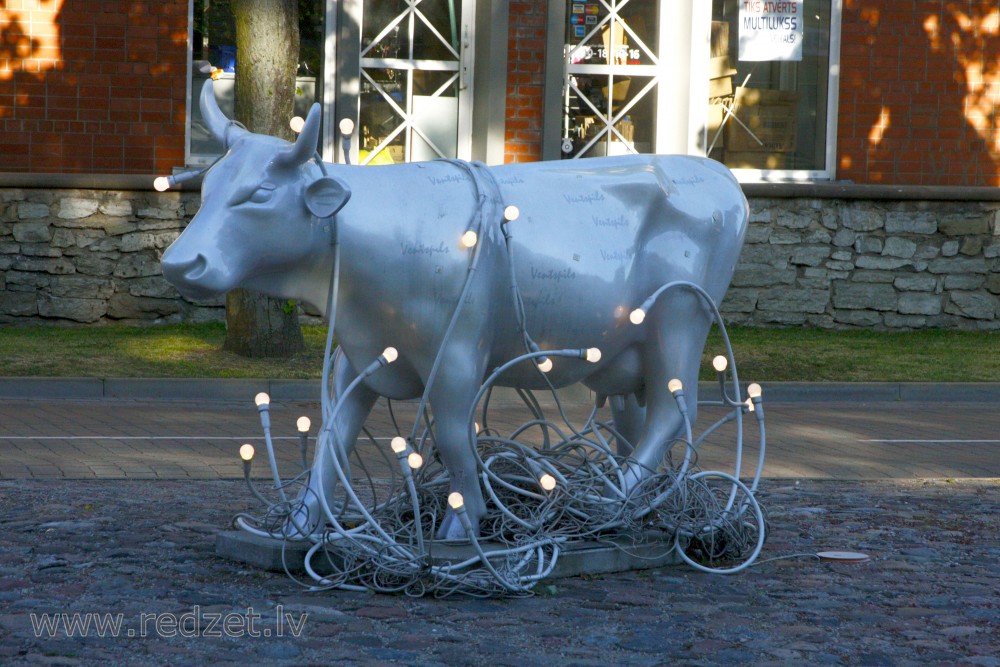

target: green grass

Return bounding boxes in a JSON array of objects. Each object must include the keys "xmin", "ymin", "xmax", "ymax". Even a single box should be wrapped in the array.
[
  {"xmin": 0, "ymin": 323, "xmax": 996, "ymax": 382},
  {"xmin": 704, "ymin": 326, "xmax": 998, "ymax": 383},
  {"xmin": 0, "ymin": 323, "xmax": 327, "ymax": 379}
]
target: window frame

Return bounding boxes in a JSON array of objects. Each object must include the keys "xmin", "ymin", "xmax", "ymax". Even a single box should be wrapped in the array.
[{"xmin": 544, "ymin": 0, "xmax": 843, "ymax": 182}]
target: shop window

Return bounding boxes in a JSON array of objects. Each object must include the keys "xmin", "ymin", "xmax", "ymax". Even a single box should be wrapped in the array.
[
  {"xmin": 708, "ymin": 0, "xmax": 840, "ymax": 178},
  {"xmin": 188, "ymin": 0, "xmax": 325, "ymax": 164},
  {"xmin": 561, "ymin": 0, "xmax": 664, "ymax": 159}
]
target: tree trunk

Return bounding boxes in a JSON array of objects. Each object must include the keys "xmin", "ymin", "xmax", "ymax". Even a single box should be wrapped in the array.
[
  {"xmin": 225, "ymin": 0, "xmax": 305, "ymax": 357},
  {"xmin": 223, "ymin": 289, "xmax": 304, "ymax": 357}
]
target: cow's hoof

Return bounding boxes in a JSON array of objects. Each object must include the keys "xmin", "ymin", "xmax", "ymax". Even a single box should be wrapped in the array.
[
  {"xmin": 435, "ymin": 509, "xmax": 480, "ymax": 541},
  {"xmin": 607, "ymin": 462, "xmax": 651, "ymax": 501},
  {"xmin": 280, "ymin": 498, "xmax": 322, "ymax": 540}
]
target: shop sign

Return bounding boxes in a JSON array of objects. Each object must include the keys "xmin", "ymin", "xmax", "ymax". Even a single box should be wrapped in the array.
[{"xmin": 738, "ymin": 0, "xmax": 803, "ymax": 61}]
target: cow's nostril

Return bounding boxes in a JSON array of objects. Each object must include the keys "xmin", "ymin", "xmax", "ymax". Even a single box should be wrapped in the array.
[
  {"xmin": 184, "ymin": 254, "xmax": 209, "ymax": 281},
  {"xmin": 163, "ymin": 252, "xmax": 208, "ymax": 283}
]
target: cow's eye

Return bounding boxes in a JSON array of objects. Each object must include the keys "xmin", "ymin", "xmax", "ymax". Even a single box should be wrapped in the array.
[{"xmin": 250, "ymin": 183, "xmax": 276, "ymax": 204}]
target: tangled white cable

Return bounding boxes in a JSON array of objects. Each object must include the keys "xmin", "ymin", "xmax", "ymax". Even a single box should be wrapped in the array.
[{"xmin": 233, "ymin": 304, "xmax": 768, "ymax": 597}]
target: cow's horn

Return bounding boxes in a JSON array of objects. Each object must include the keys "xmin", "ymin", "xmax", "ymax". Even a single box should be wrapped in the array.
[
  {"xmin": 200, "ymin": 80, "xmax": 247, "ymax": 147},
  {"xmin": 275, "ymin": 103, "xmax": 322, "ymax": 167}
]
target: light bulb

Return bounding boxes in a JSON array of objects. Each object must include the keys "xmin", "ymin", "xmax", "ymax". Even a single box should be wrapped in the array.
[
  {"xmin": 629, "ymin": 308, "xmax": 646, "ymax": 325},
  {"xmin": 339, "ymin": 118, "xmax": 355, "ymax": 136},
  {"xmin": 382, "ymin": 347, "xmax": 398, "ymax": 363},
  {"xmin": 668, "ymin": 378, "xmax": 683, "ymax": 394},
  {"xmin": 503, "ymin": 205, "xmax": 520, "ymax": 222},
  {"xmin": 448, "ymin": 492, "xmax": 464, "ymax": 509},
  {"xmin": 537, "ymin": 357, "xmax": 553, "ymax": 373},
  {"xmin": 239, "ymin": 443, "xmax": 255, "ymax": 462},
  {"xmin": 539, "ymin": 474, "xmax": 556, "ymax": 491},
  {"xmin": 289, "ymin": 116, "xmax": 305, "ymax": 133},
  {"xmin": 586, "ymin": 347, "xmax": 602, "ymax": 363},
  {"xmin": 407, "ymin": 452, "xmax": 424, "ymax": 469},
  {"xmin": 390, "ymin": 436, "xmax": 407, "ymax": 454},
  {"xmin": 745, "ymin": 398, "xmax": 755, "ymax": 412},
  {"xmin": 712, "ymin": 355, "xmax": 728, "ymax": 373},
  {"xmin": 747, "ymin": 383, "xmax": 762, "ymax": 399},
  {"xmin": 296, "ymin": 416, "xmax": 311, "ymax": 433},
  {"xmin": 461, "ymin": 230, "xmax": 478, "ymax": 248},
  {"xmin": 153, "ymin": 176, "xmax": 170, "ymax": 192},
  {"xmin": 254, "ymin": 392, "xmax": 270, "ymax": 407},
  {"xmin": 475, "ymin": 422, "xmax": 481, "ymax": 435}
]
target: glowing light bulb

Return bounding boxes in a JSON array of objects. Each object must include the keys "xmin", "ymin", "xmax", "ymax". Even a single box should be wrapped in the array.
[
  {"xmin": 474, "ymin": 422, "xmax": 481, "ymax": 435},
  {"xmin": 153, "ymin": 176, "xmax": 170, "ymax": 192},
  {"xmin": 289, "ymin": 116, "xmax": 305, "ymax": 133},
  {"xmin": 745, "ymin": 398, "xmax": 755, "ymax": 412},
  {"xmin": 407, "ymin": 452, "xmax": 424, "ymax": 469},
  {"xmin": 586, "ymin": 347, "xmax": 602, "ymax": 363},
  {"xmin": 503, "ymin": 205, "xmax": 520, "ymax": 222},
  {"xmin": 391, "ymin": 436, "xmax": 407, "ymax": 454},
  {"xmin": 382, "ymin": 347, "xmax": 398, "ymax": 363},
  {"xmin": 539, "ymin": 474, "xmax": 556, "ymax": 491},
  {"xmin": 712, "ymin": 355, "xmax": 728, "ymax": 373},
  {"xmin": 448, "ymin": 492, "xmax": 464, "ymax": 509},
  {"xmin": 254, "ymin": 392, "xmax": 270, "ymax": 407},
  {"xmin": 747, "ymin": 383, "xmax": 762, "ymax": 399},
  {"xmin": 296, "ymin": 416, "xmax": 311, "ymax": 433},
  {"xmin": 629, "ymin": 308, "xmax": 646, "ymax": 325},
  {"xmin": 461, "ymin": 230, "xmax": 478, "ymax": 248},
  {"xmin": 339, "ymin": 118, "xmax": 355, "ymax": 136},
  {"xmin": 537, "ymin": 357, "xmax": 553, "ymax": 373},
  {"xmin": 668, "ymin": 378, "xmax": 683, "ymax": 394},
  {"xmin": 239, "ymin": 443, "xmax": 255, "ymax": 462}
]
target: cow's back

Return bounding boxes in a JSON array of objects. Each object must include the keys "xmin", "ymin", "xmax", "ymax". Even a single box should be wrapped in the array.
[{"xmin": 487, "ymin": 155, "xmax": 748, "ymax": 356}]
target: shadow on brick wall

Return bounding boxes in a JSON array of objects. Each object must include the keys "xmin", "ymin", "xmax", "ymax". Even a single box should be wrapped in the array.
[{"xmin": 839, "ymin": 2, "xmax": 999, "ymax": 187}]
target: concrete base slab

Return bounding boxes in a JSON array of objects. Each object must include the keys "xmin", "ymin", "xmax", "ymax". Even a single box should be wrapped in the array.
[{"xmin": 216, "ymin": 530, "xmax": 682, "ymax": 580}]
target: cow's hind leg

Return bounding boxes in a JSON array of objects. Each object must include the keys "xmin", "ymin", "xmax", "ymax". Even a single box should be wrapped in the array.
[
  {"xmin": 609, "ymin": 393, "xmax": 645, "ymax": 455},
  {"xmin": 289, "ymin": 350, "xmax": 378, "ymax": 537},
  {"xmin": 622, "ymin": 290, "xmax": 713, "ymax": 494}
]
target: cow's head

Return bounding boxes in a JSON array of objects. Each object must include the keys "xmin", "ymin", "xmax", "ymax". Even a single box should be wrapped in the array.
[{"xmin": 161, "ymin": 82, "xmax": 351, "ymax": 302}]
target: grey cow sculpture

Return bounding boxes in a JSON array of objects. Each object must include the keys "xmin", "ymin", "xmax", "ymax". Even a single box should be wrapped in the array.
[{"xmin": 161, "ymin": 82, "xmax": 749, "ymax": 540}]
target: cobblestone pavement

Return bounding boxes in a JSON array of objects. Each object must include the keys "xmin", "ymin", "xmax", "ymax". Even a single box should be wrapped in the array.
[
  {"xmin": 1, "ymin": 397, "xmax": 999, "ymax": 665},
  {"xmin": 0, "ymin": 478, "xmax": 997, "ymax": 666}
]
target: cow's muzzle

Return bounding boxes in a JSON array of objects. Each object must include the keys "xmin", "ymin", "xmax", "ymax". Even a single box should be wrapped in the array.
[{"xmin": 161, "ymin": 252, "xmax": 222, "ymax": 300}]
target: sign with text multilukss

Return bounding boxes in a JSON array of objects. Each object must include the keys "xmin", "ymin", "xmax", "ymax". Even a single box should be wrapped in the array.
[{"xmin": 738, "ymin": 0, "xmax": 804, "ymax": 62}]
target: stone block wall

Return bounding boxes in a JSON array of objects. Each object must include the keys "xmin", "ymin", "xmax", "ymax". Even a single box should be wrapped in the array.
[
  {"xmin": 723, "ymin": 198, "xmax": 1000, "ymax": 330},
  {"xmin": 0, "ymin": 188, "xmax": 221, "ymax": 324},
  {"xmin": 1, "ymin": 188, "xmax": 999, "ymax": 330}
]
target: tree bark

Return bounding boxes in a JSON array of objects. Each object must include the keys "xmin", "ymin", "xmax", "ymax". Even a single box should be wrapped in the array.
[{"xmin": 225, "ymin": 0, "xmax": 305, "ymax": 357}]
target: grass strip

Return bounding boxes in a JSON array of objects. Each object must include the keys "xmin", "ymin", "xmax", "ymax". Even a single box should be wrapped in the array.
[{"xmin": 0, "ymin": 323, "xmax": 995, "ymax": 382}]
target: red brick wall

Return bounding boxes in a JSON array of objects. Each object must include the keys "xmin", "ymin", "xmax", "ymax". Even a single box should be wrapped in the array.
[
  {"xmin": 504, "ymin": 2, "xmax": 546, "ymax": 163},
  {"xmin": 838, "ymin": 0, "xmax": 1000, "ymax": 186},
  {"xmin": 0, "ymin": 0, "xmax": 188, "ymax": 174}
]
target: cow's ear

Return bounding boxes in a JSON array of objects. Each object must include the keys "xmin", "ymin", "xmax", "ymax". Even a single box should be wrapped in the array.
[{"xmin": 304, "ymin": 177, "xmax": 351, "ymax": 218}]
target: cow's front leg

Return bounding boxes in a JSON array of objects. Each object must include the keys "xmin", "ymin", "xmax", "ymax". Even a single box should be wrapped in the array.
[
  {"xmin": 622, "ymin": 291, "xmax": 712, "ymax": 494},
  {"xmin": 288, "ymin": 350, "xmax": 378, "ymax": 537},
  {"xmin": 427, "ymin": 351, "xmax": 490, "ymax": 540}
]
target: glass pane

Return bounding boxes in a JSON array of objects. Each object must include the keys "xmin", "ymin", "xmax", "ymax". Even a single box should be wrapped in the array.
[
  {"xmin": 709, "ymin": 0, "xmax": 831, "ymax": 171},
  {"xmin": 567, "ymin": 74, "xmax": 657, "ymax": 158},
  {"xmin": 360, "ymin": 69, "xmax": 407, "ymax": 164},
  {"xmin": 566, "ymin": 1, "xmax": 659, "ymax": 65},
  {"xmin": 618, "ymin": 1, "xmax": 660, "ymax": 64},
  {"xmin": 359, "ymin": 68, "xmax": 460, "ymax": 164},
  {"xmin": 363, "ymin": 1, "xmax": 410, "ymax": 57},
  {"xmin": 412, "ymin": 3, "xmax": 461, "ymax": 60}
]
